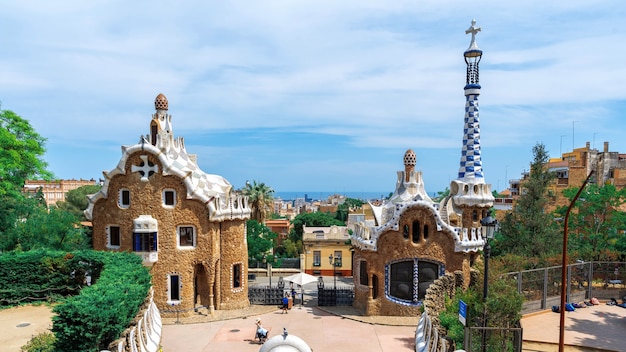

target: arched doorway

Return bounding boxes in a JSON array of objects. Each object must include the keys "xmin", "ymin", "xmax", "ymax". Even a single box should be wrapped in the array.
[{"xmin": 194, "ymin": 263, "xmax": 209, "ymax": 308}]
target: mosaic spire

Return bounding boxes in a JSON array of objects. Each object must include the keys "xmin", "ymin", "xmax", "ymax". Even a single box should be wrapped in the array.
[{"xmin": 457, "ymin": 19, "xmax": 484, "ymax": 181}]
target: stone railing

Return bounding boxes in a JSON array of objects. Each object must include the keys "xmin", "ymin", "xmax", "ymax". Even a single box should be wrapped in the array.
[
  {"xmin": 104, "ymin": 287, "xmax": 162, "ymax": 352},
  {"xmin": 415, "ymin": 270, "xmax": 474, "ymax": 352}
]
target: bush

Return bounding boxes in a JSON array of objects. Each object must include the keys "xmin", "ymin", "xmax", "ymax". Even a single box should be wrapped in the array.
[
  {"xmin": 21, "ymin": 331, "xmax": 56, "ymax": 352},
  {"xmin": 0, "ymin": 250, "xmax": 93, "ymax": 305},
  {"xmin": 0, "ymin": 249, "xmax": 150, "ymax": 352},
  {"xmin": 439, "ymin": 277, "xmax": 522, "ymax": 351},
  {"xmin": 52, "ymin": 251, "xmax": 150, "ymax": 352}
]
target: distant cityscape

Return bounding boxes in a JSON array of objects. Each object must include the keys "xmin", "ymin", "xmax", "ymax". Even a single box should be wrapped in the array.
[{"xmin": 274, "ymin": 191, "xmax": 438, "ymax": 202}]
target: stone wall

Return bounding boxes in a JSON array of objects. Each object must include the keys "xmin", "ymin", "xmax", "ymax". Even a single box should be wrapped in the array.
[
  {"xmin": 219, "ymin": 220, "xmax": 250, "ymax": 310},
  {"xmin": 414, "ymin": 269, "xmax": 478, "ymax": 352}
]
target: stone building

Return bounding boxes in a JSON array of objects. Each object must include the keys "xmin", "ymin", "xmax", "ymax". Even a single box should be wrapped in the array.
[
  {"xmin": 350, "ymin": 20, "xmax": 494, "ymax": 316},
  {"xmin": 85, "ymin": 94, "xmax": 252, "ymax": 316},
  {"xmin": 504, "ymin": 141, "xmax": 626, "ymax": 214},
  {"xmin": 23, "ymin": 179, "xmax": 100, "ymax": 207}
]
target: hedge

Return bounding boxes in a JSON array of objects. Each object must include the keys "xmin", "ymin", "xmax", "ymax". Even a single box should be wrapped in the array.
[{"xmin": 0, "ymin": 250, "xmax": 151, "ymax": 352}]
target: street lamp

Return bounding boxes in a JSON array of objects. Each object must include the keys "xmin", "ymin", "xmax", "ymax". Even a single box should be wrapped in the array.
[
  {"xmin": 480, "ymin": 214, "xmax": 498, "ymax": 352},
  {"xmin": 558, "ymin": 171, "xmax": 593, "ymax": 352},
  {"xmin": 329, "ymin": 254, "xmax": 339, "ymax": 290},
  {"xmin": 263, "ymin": 255, "xmax": 272, "ymax": 287},
  {"xmin": 480, "ymin": 215, "xmax": 498, "ymax": 302}
]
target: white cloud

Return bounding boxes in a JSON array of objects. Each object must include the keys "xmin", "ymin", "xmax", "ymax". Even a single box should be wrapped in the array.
[{"xmin": 1, "ymin": 1, "xmax": 625, "ymax": 192}]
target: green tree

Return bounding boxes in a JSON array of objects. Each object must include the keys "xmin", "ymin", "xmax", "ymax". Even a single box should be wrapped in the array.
[
  {"xmin": 280, "ymin": 238, "xmax": 301, "ymax": 258},
  {"xmin": 6, "ymin": 206, "xmax": 88, "ymax": 252},
  {"xmin": 242, "ymin": 180, "xmax": 274, "ymax": 223},
  {"xmin": 433, "ymin": 187, "xmax": 450, "ymax": 202},
  {"xmin": 287, "ymin": 212, "xmax": 345, "ymax": 254},
  {"xmin": 0, "ymin": 109, "xmax": 52, "ymax": 197},
  {"xmin": 246, "ymin": 219, "xmax": 277, "ymax": 262},
  {"xmin": 55, "ymin": 184, "xmax": 102, "ymax": 221},
  {"xmin": 335, "ymin": 197, "xmax": 363, "ymax": 222},
  {"xmin": 495, "ymin": 143, "xmax": 561, "ymax": 258},
  {"xmin": 0, "ymin": 108, "xmax": 53, "ymax": 250},
  {"xmin": 556, "ymin": 183, "xmax": 626, "ymax": 260}
]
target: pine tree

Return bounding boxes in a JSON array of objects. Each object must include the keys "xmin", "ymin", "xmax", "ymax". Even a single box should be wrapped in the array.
[{"xmin": 495, "ymin": 143, "xmax": 561, "ymax": 258}]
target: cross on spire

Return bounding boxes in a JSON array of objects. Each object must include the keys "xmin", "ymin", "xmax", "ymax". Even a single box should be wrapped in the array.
[{"xmin": 465, "ymin": 19, "xmax": 481, "ymax": 52}]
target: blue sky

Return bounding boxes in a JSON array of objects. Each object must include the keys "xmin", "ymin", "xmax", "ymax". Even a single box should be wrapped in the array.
[{"xmin": 1, "ymin": 1, "xmax": 625, "ymax": 195}]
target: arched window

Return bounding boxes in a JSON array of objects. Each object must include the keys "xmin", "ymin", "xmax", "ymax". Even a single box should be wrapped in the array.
[{"xmin": 412, "ymin": 220, "xmax": 421, "ymax": 243}]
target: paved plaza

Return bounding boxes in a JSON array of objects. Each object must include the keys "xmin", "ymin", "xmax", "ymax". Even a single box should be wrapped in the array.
[
  {"xmin": 161, "ymin": 304, "xmax": 417, "ymax": 352},
  {"xmin": 3, "ymin": 276, "xmax": 626, "ymax": 352},
  {"xmin": 161, "ymin": 276, "xmax": 418, "ymax": 352},
  {"xmin": 521, "ymin": 303, "xmax": 626, "ymax": 351}
]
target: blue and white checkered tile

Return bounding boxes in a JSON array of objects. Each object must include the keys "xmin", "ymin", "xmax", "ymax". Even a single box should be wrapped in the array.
[{"xmin": 457, "ymin": 92, "xmax": 484, "ymax": 179}]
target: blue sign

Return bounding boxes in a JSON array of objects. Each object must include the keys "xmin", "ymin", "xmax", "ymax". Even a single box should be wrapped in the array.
[{"xmin": 459, "ymin": 300, "xmax": 467, "ymax": 326}]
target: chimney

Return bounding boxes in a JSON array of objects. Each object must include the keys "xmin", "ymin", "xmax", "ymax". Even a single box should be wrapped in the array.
[{"xmin": 604, "ymin": 141, "xmax": 609, "ymax": 153}]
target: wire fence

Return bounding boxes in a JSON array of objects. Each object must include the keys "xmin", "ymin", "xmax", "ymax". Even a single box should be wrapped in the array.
[{"xmin": 504, "ymin": 261, "xmax": 626, "ymax": 314}]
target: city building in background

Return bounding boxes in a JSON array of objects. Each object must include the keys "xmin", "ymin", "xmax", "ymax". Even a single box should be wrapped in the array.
[
  {"xmin": 23, "ymin": 179, "xmax": 101, "ymax": 207},
  {"xmin": 302, "ymin": 225, "xmax": 352, "ymax": 277}
]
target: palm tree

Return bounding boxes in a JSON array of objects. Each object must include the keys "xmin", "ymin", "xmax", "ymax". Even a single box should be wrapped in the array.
[{"xmin": 242, "ymin": 180, "xmax": 275, "ymax": 223}]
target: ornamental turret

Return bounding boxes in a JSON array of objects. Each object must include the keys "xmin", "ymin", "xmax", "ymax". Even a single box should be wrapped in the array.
[
  {"xmin": 450, "ymin": 20, "xmax": 494, "ymax": 211},
  {"xmin": 150, "ymin": 93, "xmax": 174, "ymax": 148}
]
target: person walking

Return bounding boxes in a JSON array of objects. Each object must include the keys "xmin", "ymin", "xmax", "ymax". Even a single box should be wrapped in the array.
[{"xmin": 281, "ymin": 294, "xmax": 289, "ymax": 314}]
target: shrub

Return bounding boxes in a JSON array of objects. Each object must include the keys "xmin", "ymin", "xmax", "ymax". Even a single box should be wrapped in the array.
[
  {"xmin": 439, "ymin": 277, "xmax": 522, "ymax": 351},
  {"xmin": 52, "ymin": 251, "xmax": 150, "ymax": 352},
  {"xmin": 0, "ymin": 249, "xmax": 150, "ymax": 352},
  {"xmin": 21, "ymin": 331, "xmax": 56, "ymax": 352}
]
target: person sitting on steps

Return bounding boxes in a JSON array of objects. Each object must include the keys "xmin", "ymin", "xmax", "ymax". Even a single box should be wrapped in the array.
[{"xmin": 255, "ymin": 318, "xmax": 268, "ymax": 343}]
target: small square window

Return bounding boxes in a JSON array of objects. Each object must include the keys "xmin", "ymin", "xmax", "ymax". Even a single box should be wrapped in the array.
[
  {"xmin": 178, "ymin": 226, "xmax": 196, "ymax": 247},
  {"xmin": 119, "ymin": 189, "xmax": 130, "ymax": 208},
  {"xmin": 163, "ymin": 190, "xmax": 176, "ymax": 207}
]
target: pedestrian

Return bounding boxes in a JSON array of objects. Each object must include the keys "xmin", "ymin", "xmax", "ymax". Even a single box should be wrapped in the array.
[
  {"xmin": 291, "ymin": 287, "xmax": 297, "ymax": 305},
  {"xmin": 281, "ymin": 294, "xmax": 289, "ymax": 314},
  {"xmin": 254, "ymin": 318, "xmax": 268, "ymax": 343}
]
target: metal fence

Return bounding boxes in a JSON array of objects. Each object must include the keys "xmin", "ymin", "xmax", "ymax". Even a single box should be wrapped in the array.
[
  {"xmin": 464, "ymin": 326, "xmax": 523, "ymax": 352},
  {"xmin": 505, "ymin": 261, "xmax": 626, "ymax": 314},
  {"xmin": 317, "ymin": 288, "xmax": 354, "ymax": 306},
  {"xmin": 248, "ymin": 287, "xmax": 285, "ymax": 305}
]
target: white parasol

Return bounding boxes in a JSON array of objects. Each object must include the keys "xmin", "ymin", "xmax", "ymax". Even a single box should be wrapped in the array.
[
  {"xmin": 282, "ymin": 272, "xmax": 320, "ymax": 308},
  {"xmin": 282, "ymin": 272, "xmax": 319, "ymax": 286}
]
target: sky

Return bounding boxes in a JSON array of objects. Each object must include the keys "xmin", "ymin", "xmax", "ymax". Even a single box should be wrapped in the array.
[{"xmin": 1, "ymin": 1, "xmax": 625, "ymax": 195}]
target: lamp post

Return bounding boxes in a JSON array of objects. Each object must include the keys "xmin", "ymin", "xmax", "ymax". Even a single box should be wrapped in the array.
[
  {"xmin": 558, "ymin": 171, "xmax": 594, "ymax": 352},
  {"xmin": 263, "ymin": 255, "xmax": 272, "ymax": 287},
  {"xmin": 480, "ymin": 214, "xmax": 498, "ymax": 352},
  {"xmin": 329, "ymin": 254, "xmax": 339, "ymax": 290}
]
